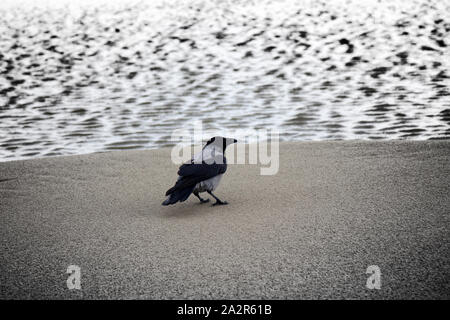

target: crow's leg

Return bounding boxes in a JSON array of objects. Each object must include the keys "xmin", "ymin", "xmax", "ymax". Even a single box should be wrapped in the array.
[
  {"xmin": 207, "ymin": 190, "xmax": 228, "ymax": 206},
  {"xmin": 193, "ymin": 191, "xmax": 210, "ymax": 203}
]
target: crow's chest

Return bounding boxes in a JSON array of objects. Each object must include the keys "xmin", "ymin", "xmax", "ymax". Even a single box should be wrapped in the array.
[{"xmin": 194, "ymin": 174, "xmax": 224, "ymax": 193}]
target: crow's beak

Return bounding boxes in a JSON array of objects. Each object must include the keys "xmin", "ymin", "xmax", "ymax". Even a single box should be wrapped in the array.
[{"xmin": 233, "ymin": 139, "xmax": 238, "ymax": 143}]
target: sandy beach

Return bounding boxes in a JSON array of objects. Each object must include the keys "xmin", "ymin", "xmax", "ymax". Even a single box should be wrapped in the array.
[{"xmin": 0, "ymin": 141, "xmax": 449, "ymax": 299}]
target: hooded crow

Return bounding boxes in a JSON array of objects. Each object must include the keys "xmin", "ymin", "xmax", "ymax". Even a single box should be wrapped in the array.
[{"xmin": 162, "ymin": 136, "xmax": 237, "ymax": 206}]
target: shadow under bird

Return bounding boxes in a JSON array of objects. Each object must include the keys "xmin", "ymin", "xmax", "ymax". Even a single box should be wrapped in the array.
[{"xmin": 162, "ymin": 136, "xmax": 237, "ymax": 206}]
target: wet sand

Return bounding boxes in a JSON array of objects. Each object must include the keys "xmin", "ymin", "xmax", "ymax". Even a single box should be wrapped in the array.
[{"xmin": 0, "ymin": 141, "xmax": 449, "ymax": 299}]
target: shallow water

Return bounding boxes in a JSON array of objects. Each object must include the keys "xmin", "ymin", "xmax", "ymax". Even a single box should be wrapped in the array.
[{"xmin": 0, "ymin": 0, "xmax": 449, "ymax": 161}]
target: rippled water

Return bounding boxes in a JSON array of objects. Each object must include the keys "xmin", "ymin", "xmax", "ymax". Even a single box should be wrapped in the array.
[{"xmin": 1, "ymin": 0, "xmax": 449, "ymax": 160}]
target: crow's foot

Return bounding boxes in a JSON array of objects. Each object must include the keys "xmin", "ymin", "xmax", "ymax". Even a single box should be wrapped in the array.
[{"xmin": 213, "ymin": 200, "xmax": 228, "ymax": 206}]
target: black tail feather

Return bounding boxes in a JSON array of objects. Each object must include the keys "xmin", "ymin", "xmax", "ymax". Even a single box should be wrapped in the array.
[{"xmin": 162, "ymin": 186, "xmax": 195, "ymax": 206}]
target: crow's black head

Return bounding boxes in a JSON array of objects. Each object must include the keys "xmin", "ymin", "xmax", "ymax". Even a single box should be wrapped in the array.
[{"xmin": 205, "ymin": 136, "xmax": 237, "ymax": 150}]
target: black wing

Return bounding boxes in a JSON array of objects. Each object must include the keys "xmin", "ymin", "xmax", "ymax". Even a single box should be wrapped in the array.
[{"xmin": 165, "ymin": 160, "xmax": 227, "ymax": 196}]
